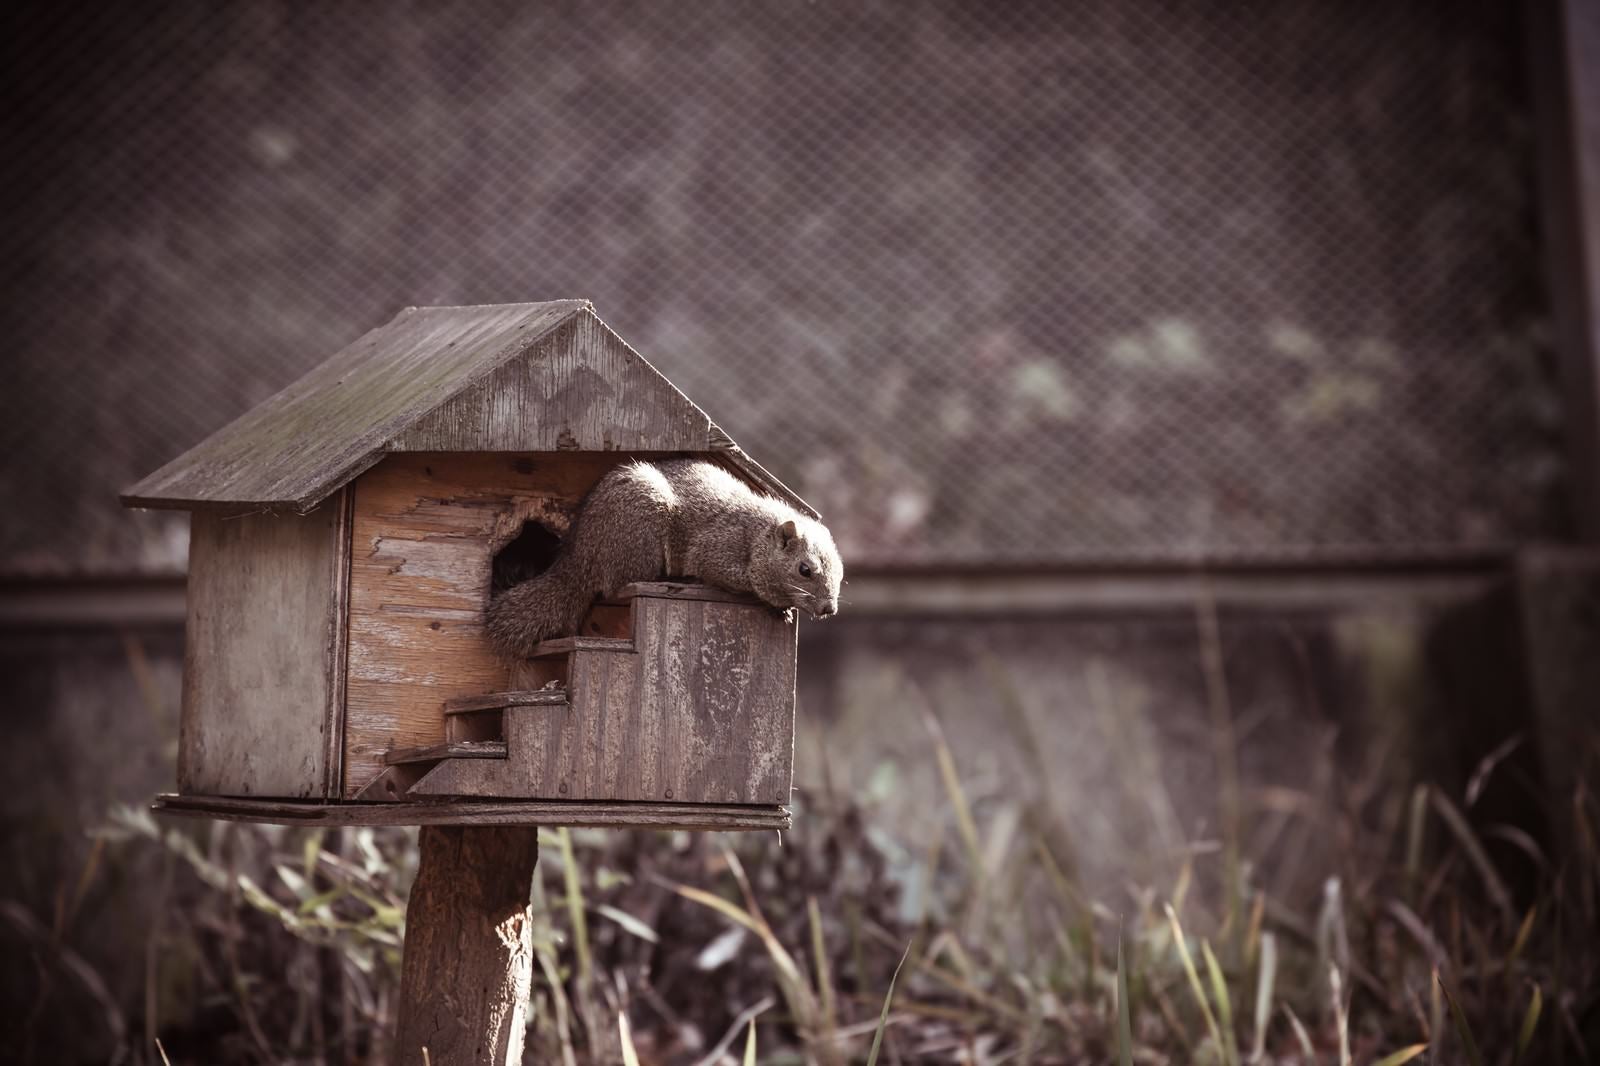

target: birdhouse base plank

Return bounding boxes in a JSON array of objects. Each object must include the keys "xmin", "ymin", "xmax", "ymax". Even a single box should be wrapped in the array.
[{"xmin": 152, "ymin": 793, "xmax": 791, "ymax": 831}]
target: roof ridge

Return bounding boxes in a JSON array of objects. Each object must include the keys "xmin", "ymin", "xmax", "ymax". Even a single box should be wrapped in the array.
[{"xmin": 404, "ymin": 299, "xmax": 592, "ymax": 312}]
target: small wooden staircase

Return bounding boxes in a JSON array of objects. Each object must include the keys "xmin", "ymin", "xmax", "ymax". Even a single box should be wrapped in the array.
[{"xmin": 358, "ymin": 583, "xmax": 797, "ymax": 809}]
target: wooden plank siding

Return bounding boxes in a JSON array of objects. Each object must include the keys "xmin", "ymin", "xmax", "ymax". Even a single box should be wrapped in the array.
[
  {"xmin": 341, "ymin": 451, "xmax": 633, "ymax": 796},
  {"xmin": 342, "ymin": 454, "xmax": 805, "ymax": 798},
  {"xmin": 180, "ymin": 492, "xmax": 349, "ymax": 797},
  {"xmin": 411, "ymin": 592, "xmax": 797, "ymax": 805}
]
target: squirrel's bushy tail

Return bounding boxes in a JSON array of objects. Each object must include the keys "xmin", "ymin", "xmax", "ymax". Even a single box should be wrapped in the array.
[{"xmin": 485, "ymin": 554, "xmax": 590, "ymax": 656}]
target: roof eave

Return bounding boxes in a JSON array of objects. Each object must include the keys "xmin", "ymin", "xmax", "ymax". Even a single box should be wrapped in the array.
[
  {"xmin": 120, "ymin": 446, "xmax": 390, "ymax": 514},
  {"xmin": 708, "ymin": 427, "xmax": 819, "ymax": 519}
]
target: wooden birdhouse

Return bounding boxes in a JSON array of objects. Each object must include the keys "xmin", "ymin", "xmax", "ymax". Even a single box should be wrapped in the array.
[{"xmin": 124, "ymin": 301, "xmax": 810, "ymax": 831}]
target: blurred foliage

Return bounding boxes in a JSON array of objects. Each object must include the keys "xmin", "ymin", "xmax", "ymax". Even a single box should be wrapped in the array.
[{"xmin": 8, "ymin": 696, "xmax": 1599, "ymax": 1064}]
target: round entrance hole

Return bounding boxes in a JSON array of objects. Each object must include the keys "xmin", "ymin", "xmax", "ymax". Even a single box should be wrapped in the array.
[{"xmin": 490, "ymin": 519, "xmax": 562, "ymax": 593}]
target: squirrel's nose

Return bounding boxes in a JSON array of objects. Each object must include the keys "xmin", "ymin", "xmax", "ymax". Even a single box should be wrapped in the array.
[{"xmin": 817, "ymin": 601, "xmax": 837, "ymax": 618}]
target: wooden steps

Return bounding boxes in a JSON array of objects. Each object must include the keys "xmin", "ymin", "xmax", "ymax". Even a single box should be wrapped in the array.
[
  {"xmin": 365, "ymin": 580, "xmax": 794, "ymax": 807},
  {"xmin": 385, "ymin": 740, "xmax": 507, "ymax": 765},
  {"xmin": 602, "ymin": 581, "xmax": 765, "ymax": 606},
  {"xmin": 528, "ymin": 636, "xmax": 632, "ymax": 659},
  {"xmin": 443, "ymin": 689, "xmax": 568, "ymax": 714}
]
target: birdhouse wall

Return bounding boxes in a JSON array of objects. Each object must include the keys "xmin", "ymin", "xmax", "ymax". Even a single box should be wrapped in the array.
[
  {"xmin": 524, "ymin": 590, "xmax": 798, "ymax": 804},
  {"xmin": 179, "ymin": 491, "xmax": 351, "ymax": 799},
  {"xmin": 386, "ymin": 307, "xmax": 715, "ymax": 454},
  {"xmin": 341, "ymin": 451, "xmax": 640, "ymax": 797},
  {"xmin": 410, "ymin": 585, "xmax": 797, "ymax": 805}
]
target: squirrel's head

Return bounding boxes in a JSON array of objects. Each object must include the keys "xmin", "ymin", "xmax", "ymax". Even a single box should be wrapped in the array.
[{"xmin": 758, "ymin": 516, "xmax": 843, "ymax": 621}]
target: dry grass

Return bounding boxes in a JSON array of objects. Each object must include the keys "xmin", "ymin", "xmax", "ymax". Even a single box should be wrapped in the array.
[{"xmin": 15, "ymin": 668, "xmax": 1600, "ymax": 1064}]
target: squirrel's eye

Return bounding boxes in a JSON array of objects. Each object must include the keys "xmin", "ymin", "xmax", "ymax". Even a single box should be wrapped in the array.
[{"xmin": 798, "ymin": 561, "xmax": 814, "ymax": 578}]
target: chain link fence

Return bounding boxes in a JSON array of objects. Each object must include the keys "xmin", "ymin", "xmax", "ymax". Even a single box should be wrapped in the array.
[{"xmin": 2, "ymin": 0, "xmax": 1566, "ymax": 575}]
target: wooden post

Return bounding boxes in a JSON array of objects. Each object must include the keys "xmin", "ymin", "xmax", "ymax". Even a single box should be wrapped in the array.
[
  {"xmin": 1530, "ymin": 0, "xmax": 1600, "ymax": 538},
  {"xmin": 395, "ymin": 826, "xmax": 540, "ymax": 1065}
]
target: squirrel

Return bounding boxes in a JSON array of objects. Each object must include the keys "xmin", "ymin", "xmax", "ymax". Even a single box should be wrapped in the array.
[{"xmin": 486, "ymin": 458, "xmax": 843, "ymax": 656}]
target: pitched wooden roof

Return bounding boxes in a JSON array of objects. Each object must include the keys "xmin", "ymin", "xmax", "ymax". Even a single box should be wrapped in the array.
[{"xmin": 121, "ymin": 301, "xmax": 814, "ymax": 517}]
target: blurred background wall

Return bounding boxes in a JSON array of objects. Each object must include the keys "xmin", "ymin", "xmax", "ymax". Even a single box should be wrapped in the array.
[{"xmin": 3, "ymin": 0, "xmax": 1598, "ymax": 1057}]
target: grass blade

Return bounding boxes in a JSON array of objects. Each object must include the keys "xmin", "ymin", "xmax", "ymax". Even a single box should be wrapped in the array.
[
  {"xmin": 1166, "ymin": 904, "xmax": 1224, "ymax": 1056},
  {"xmin": 1504, "ymin": 905, "xmax": 1537, "ymax": 983},
  {"xmin": 1430, "ymin": 970, "xmax": 1445, "ymax": 1058},
  {"xmin": 669, "ymin": 874, "xmax": 818, "ymax": 1051},
  {"xmin": 1201, "ymin": 939, "xmax": 1239, "ymax": 1066},
  {"xmin": 866, "ymin": 941, "xmax": 913, "ymax": 1066},
  {"xmin": 915, "ymin": 697, "xmax": 984, "ymax": 876},
  {"xmin": 534, "ymin": 943, "xmax": 578, "ymax": 1066},
  {"xmin": 743, "ymin": 1018, "xmax": 757, "ymax": 1066},
  {"xmin": 1197, "ymin": 593, "xmax": 1244, "ymax": 943},
  {"xmin": 1244, "ymin": 890, "xmax": 1266, "ymax": 970},
  {"xmin": 1404, "ymin": 784, "xmax": 1428, "ymax": 900},
  {"xmin": 809, "ymin": 895, "xmax": 838, "ymax": 1039},
  {"xmin": 592, "ymin": 902, "xmax": 658, "ymax": 944},
  {"xmin": 1372, "ymin": 1046, "xmax": 1428, "ymax": 1066},
  {"xmin": 670, "ymin": 882, "xmax": 762, "ymax": 934},
  {"xmin": 1514, "ymin": 983, "xmax": 1541, "ymax": 1065},
  {"xmin": 1251, "ymin": 932, "xmax": 1277, "ymax": 1064},
  {"xmin": 531, "ymin": 875, "xmax": 579, "ymax": 1066},
  {"xmin": 1116, "ymin": 929, "xmax": 1135, "ymax": 1066},
  {"xmin": 618, "ymin": 1012, "xmax": 641, "ymax": 1066},
  {"xmin": 1282, "ymin": 1003, "xmax": 1317, "ymax": 1065},
  {"xmin": 693, "ymin": 998, "xmax": 775, "ymax": 1066},
  {"xmin": 1315, "ymin": 877, "xmax": 1350, "ymax": 1008},
  {"xmin": 1329, "ymin": 965, "xmax": 1351, "ymax": 1066},
  {"xmin": 1429, "ymin": 790, "xmax": 1516, "ymax": 927},
  {"xmin": 1436, "ymin": 970, "xmax": 1484, "ymax": 1066},
  {"xmin": 556, "ymin": 828, "xmax": 592, "ymax": 986},
  {"xmin": 1465, "ymin": 734, "xmax": 1522, "ymax": 807}
]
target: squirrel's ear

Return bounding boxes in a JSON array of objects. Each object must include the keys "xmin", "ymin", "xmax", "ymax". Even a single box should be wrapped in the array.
[{"xmin": 778, "ymin": 519, "xmax": 798, "ymax": 547}]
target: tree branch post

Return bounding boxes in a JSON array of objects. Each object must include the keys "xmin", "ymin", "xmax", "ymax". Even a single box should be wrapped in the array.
[{"xmin": 395, "ymin": 825, "xmax": 540, "ymax": 1065}]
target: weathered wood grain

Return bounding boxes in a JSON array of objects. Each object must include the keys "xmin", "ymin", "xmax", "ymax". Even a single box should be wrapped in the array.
[
  {"xmin": 152, "ymin": 793, "xmax": 793, "ymax": 830},
  {"xmin": 322, "ymin": 488, "xmax": 355, "ymax": 797},
  {"xmin": 412, "ymin": 591, "xmax": 797, "ymax": 804},
  {"xmin": 123, "ymin": 302, "xmax": 588, "ymax": 510},
  {"xmin": 342, "ymin": 452, "xmax": 629, "ymax": 796},
  {"xmin": 121, "ymin": 301, "xmax": 820, "ymax": 522},
  {"xmin": 530, "ymin": 636, "xmax": 634, "ymax": 657},
  {"xmin": 396, "ymin": 826, "xmax": 538, "ymax": 1066},
  {"xmin": 351, "ymin": 764, "xmax": 430, "ymax": 802},
  {"xmin": 180, "ymin": 494, "xmax": 347, "ymax": 798},
  {"xmin": 385, "ymin": 741, "xmax": 508, "ymax": 765},
  {"xmin": 443, "ymin": 690, "xmax": 569, "ymax": 714},
  {"xmin": 390, "ymin": 308, "xmax": 714, "ymax": 454},
  {"xmin": 607, "ymin": 581, "xmax": 767, "ymax": 605},
  {"xmin": 446, "ymin": 707, "xmax": 506, "ymax": 744}
]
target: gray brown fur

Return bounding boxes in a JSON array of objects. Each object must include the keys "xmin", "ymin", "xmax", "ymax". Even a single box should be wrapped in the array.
[{"xmin": 487, "ymin": 459, "xmax": 842, "ymax": 656}]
